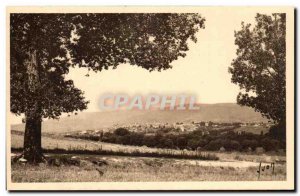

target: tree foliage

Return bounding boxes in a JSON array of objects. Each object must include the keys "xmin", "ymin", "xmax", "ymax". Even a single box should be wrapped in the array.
[
  {"xmin": 69, "ymin": 14, "xmax": 205, "ymax": 72},
  {"xmin": 11, "ymin": 13, "xmax": 205, "ymax": 119},
  {"xmin": 229, "ymin": 13, "xmax": 286, "ymax": 124},
  {"xmin": 10, "ymin": 14, "xmax": 88, "ymax": 119}
]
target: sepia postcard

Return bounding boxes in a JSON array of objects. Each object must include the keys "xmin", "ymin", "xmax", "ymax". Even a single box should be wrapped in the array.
[{"xmin": 6, "ymin": 6, "xmax": 295, "ymax": 191}]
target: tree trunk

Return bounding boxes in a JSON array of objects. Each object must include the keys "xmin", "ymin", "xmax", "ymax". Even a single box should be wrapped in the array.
[
  {"xmin": 23, "ymin": 49, "xmax": 43, "ymax": 163},
  {"xmin": 23, "ymin": 112, "xmax": 43, "ymax": 163}
]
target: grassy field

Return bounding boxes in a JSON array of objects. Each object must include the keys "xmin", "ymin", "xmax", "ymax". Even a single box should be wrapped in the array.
[
  {"xmin": 11, "ymin": 154, "xmax": 286, "ymax": 182},
  {"xmin": 10, "ymin": 133, "xmax": 286, "ymax": 182},
  {"xmin": 11, "ymin": 134, "xmax": 217, "ymax": 159},
  {"xmin": 11, "ymin": 133, "xmax": 285, "ymax": 162}
]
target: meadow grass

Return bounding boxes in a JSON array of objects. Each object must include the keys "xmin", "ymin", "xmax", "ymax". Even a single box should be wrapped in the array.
[
  {"xmin": 11, "ymin": 155, "xmax": 286, "ymax": 182},
  {"xmin": 11, "ymin": 133, "xmax": 285, "ymax": 162},
  {"xmin": 10, "ymin": 133, "xmax": 286, "ymax": 182},
  {"xmin": 12, "ymin": 147, "xmax": 219, "ymax": 161}
]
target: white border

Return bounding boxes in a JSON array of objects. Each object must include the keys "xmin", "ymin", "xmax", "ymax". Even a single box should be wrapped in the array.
[{"xmin": 1, "ymin": 0, "xmax": 299, "ymax": 195}]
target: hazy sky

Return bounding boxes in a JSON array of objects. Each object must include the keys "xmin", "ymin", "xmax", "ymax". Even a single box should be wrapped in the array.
[
  {"xmin": 10, "ymin": 8, "xmax": 276, "ymax": 124},
  {"xmin": 66, "ymin": 9, "xmax": 260, "ymax": 112}
]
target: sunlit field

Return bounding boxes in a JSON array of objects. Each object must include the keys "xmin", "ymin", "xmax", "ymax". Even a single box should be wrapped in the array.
[{"xmin": 11, "ymin": 133, "xmax": 286, "ymax": 182}]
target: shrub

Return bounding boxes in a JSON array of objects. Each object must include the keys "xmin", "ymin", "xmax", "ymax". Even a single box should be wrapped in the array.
[
  {"xmin": 241, "ymin": 139, "xmax": 259, "ymax": 150},
  {"xmin": 128, "ymin": 132, "xmax": 144, "ymax": 146},
  {"xmin": 205, "ymin": 139, "xmax": 223, "ymax": 151},
  {"xmin": 121, "ymin": 135, "xmax": 132, "ymax": 145},
  {"xmin": 114, "ymin": 128, "xmax": 130, "ymax": 136},
  {"xmin": 64, "ymin": 125, "xmax": 284, "ymax": 153},
  {"xmin": 261, "ymin": 138, "xmax": 280, "ymax": 151},
  {"xmin": 224, "ymin": 140, "xmax": 241, "ymax": 151},
  {"xmin": 187, "ymin": 139, "xmax": 199, "ymax": 150},
  {"xmin": 204, "ymin": 139, "xmax": 241, "ymax": 151},
  {"xmin": 163, "ymin": 139, "xmax": 174, "ymax": 148},
  {"xmin": 176, "ymin": 136, "xmax": 188, "ymax": 149},
  {"xmin": 102, "ymin": 132, "xmax": 116, "ymax": 143},
  {"xmin": 142, "ymin": 135, "xmax": 157, "ymax": 147}
]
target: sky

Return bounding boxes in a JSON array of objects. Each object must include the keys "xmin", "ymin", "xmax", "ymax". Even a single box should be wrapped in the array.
[
  {"xmin": 65, "ymin": 9, "xmax": 259, "ymax": 112},
  {"xmin": 10, "ymin": 8, "xmax": 276, "ymax": 124}
]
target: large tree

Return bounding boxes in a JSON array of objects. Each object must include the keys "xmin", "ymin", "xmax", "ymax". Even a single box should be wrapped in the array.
[
  {"xmin": 229, "ymin": 13, "xmax": 286, "ymax": 128},
  {"xmin": 10, "ymin": 13, "xmax": 205, "ymax": 163}
]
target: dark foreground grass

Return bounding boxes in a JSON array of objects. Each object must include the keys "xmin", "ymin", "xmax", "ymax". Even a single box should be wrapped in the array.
[{"xmin": 11, "ymin": 147, "xmax": 219, "ymax": 161}]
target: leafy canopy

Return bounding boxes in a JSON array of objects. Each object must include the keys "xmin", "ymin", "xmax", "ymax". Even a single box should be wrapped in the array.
[
  {"xmin": 11, "ymin": 13, "xmax": 205, "ymax": 119},
  {"xmin": 229, "ymin": 13, "xmax": 286, "ymax": 123}
]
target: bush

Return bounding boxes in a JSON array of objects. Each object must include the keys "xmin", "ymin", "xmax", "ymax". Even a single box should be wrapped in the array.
[
  {"xmin": 224, "ymin": 140, "xmax": 241, "ymax": 151},
  {"xmin": 65, "ymin": 125, "xmax": 284, "ymax": 153},
  {"xmin": 187, "ymin": 139, "xmax": 199, "ymax": 150},
  {"xmin": 176, "ymin": 136, "xmax": 188, "ymax": 149},
  {"xmin": 114, "ymin": 128, "xmax": 130, "ymax": 136},
  {"xmin": 205, "ymin": 139, "xmax": 223, "ymax": 151},
  {"xmin": 241, "ymin": 139, "xmax": 259, "ymax": 150},
  {"xmin": 142, "ymin": 135, "xmax": 156, "ymax": 147},
  {"xmin": 204, "ymin": 139, "xmax": 241, "ymax": 151},
  {"xmin": 128, "ymin": 132, "xmax": 144, "ymax": 146},
  {"xmin": 163, "ymin": 139, "xmax": 174, "ymax": 148},
  {"xmin": 261, "ymin": 138, "xmax": 280, "ymax": 151},
  {"xmin": 121, "ymin": 135, "xmax": 132, "ymax": 145},
  {"xmin": 102, "ymin": 132, "xmax": 116, "ymax": 143}
]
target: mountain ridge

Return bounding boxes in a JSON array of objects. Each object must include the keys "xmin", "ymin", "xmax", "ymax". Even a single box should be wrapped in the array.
[{"xmin": 11, "ymin": 103, "xmax": 268, "ymax": 133}]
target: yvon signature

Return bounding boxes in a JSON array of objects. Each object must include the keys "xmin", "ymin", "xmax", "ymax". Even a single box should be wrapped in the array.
[{"xmin": 257, "ymin": 162, "xmax": 276, "ymax": 180}]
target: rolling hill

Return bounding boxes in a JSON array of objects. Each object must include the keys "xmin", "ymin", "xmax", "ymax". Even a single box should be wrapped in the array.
[{"xmin": 11, "ymin": 103, "xmax": 267, "ymax": 133}]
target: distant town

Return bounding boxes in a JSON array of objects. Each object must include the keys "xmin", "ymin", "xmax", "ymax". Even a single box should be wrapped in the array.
[{"xmin": 67, "ymin": 121, "xmax": 274, "ymax": 136}]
